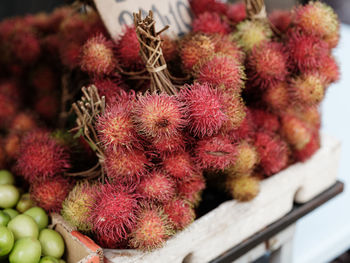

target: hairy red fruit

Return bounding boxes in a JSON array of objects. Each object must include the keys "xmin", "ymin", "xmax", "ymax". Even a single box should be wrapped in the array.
[
  {"xmin": 93, "ymin": 77, "xmax": 125, "ymax": 105},
  {"xmin": 16, "ymin": 131, "xmax": 71, "ymax": 182},
  {"xmin": 0, "ymin": 80, "xmax": 19, "ymax": 99},
  {"xmin": 189, "ymin": 0, "xmax": 227, "ymax": 16},
  {"xmin": 213, "ymin": 36, "xmax": 245, "ymax": 63},
  {"xmin": 0, "ymin": 93, "xmax": 18, "ymax": 127},
  {"xmin": 11, "ymin": 31, "xmax": 41, "ymax": 64},
  {"xmin": 91, "ymin": 183, "xmax": 139, "ymax": 243},
  {"xmin": 294, "ymin": 106, "xmax": 321, "ymax": 130},
  {"xmin": 227, "ymin": 141, "xmax": 259, "ymax": 176},
  {"xmin": 226, "ymin": 175, "xmax": 260, "ymax": 201},
  {"xmin": 247, "ymin": 42, "xmax": 288, "ymax": 89},
  {"xmin": 180, "ymin": 34, "xmax": 215, "ymax": 72},
  {"xmin": 80, "ymin": 34, "xmax": 117, "ymax": 75},
  {"xmin": 294, "ymin": 132, "xmax": 320, "ymax": 162},
  {"xmin": 314, "ymin": 55, "xmax": 339, "ymax": 85},
  {"xmin": 4, "ymin": 133, "xmax": 21, "ymax": 159},
  {"xmin": 250, "ymin": 109, "xmax": 280, "ymax": 133},
  {"xmin": 163, "ymin": 151, "xmax": 196, "ymax": 180},
  {"xmin": 192, "ymin": 12, "xmax": 230, "ymax": 35},
  {"xmin": 133, "ymin": 93, "xmax": 186, "ymax": 141},
  {"xmin": 31, "ymin": 65, "xmax": 57, "ymax": 92},
  {"xmin": 221, "ymin": 89, "xmax": 246, "ymax": 130},
  {"xmin": 59, "ymin": 41, "xmax": 82, "ymax": 69},
  {"xmin": 254, "ymin": 132, "xmax": 289, "ymax": 176},
  {"xmin": 226, "ymin": 111, "xmax": 254, "ymax": 141},
  {"xmin": 195, "ymin": 135, "xmax": 236, "ymax": 170},
  {"xmin": 263, "ymin": 82, "xmax": 290, "ymax": 112},
  {"xmin": 179, "ymin": 83, "xmax": 227, "ymax": 137},
  {"xmin": 287, "ymin": 30, "xmax": 329, "ymax": 71},
  {"xmin": 10, "ymin": 112, "xmax": 37, "ymax": 134},
  {"xmin": 152, "ymin": 133, "xmax": 185, "ymax": 153},
  {"xmin": 227, "ymin": 2, "xmax": 246, "ymax": 24},
  {"xmin": 35, "ymin": 95, "xmax": 59, "ymax": 119},
  {"xmin": 137, "ymin": 171, "xmax": 176, "ymax": 203},
  {"xmin": 161, "ymin": 35, "xmax": 177, "ymax": 62},
  {"xmin": 116, "ymin": 26, "xmax": 143, "ymax": 70},
  {"xmin": 164, "ymin": 199, "xmax": 195, "ymax": 230},
  {"xmin": 129, "ymin": 205, "xmax": 174, "ymax": 251},
  {"xmin": 30, "ymin": 176, "xmax": 73, "ymax": 212},
  {"xmin": 269, "ymin": 10, "xmax": 293, "ymax": 33},
  {"xmin": 177, "ymin": 173, "xmax": 205, "ymax": 206}
]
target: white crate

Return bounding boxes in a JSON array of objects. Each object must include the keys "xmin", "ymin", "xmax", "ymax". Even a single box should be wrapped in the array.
[{"xmin": 104, "ymin": 134, "xmax": 341, "ymax": 263}]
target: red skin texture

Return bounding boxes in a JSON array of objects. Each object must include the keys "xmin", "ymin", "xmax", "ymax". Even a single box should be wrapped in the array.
[
  {"xmin": 197, "ymin": 55, "xmax": 245, "ymax": 92},
  {"xmin": 294, "ymin": 132, "xmax": 320, "ymax": 162},
  {"xmin": 35, "ymin": 95, "xmax": 59, "ymax": 119},
  {"xmin": 161, "ymin": 35, "xmax": 177, "ymax": 62},
  {"xmin": 227, "ymin": 2, "xmax": 246, "ymax": 24},
  {"xmin": 164, "ymin": 199, "xmax": 195, "ymax": 230},
  {"xmin": 152, "ymin": 133, "xmax": 186, "ymax": 153},
  {"xmin": 31, "ymin": 66, "xmax": 57, "ymax": 92},
  {"xmin": 90, "ymin": 183, "xmax": 140, "ymax": 243},
  {"xmin": 115, "ymin": 26, "xmax": 143, "ymax": 70},
  {"xmin": 269, "ymin": 10, "xmax": 293, "ymax": 33},
  {"xmin": 10, "ymin": 112, "xmax": 37, "ymax": 134},
  {"xmin": 226, "ymin": 110, "xmax": 255, "ymax": 142},
  {"xmin": 11, "ymin": 31, "xmax": 41, "ymax": 64},
  {"xmin": 16, "ymin": 131, "xmax": 71, "ymax": 182},
  {"xmin": 4, "ymin": 133, "xmax": 21, "ymax": 159},
  {"xmin": 0, "ymin": 93, "xmax": 18, "ymax": 127},
  {"xmin": 163, "ymin": 151, "xmax": 196, "ymax": 180},
  {"xmin": 213, "ymin": 36, "xmax": 245, "ymax": 63},
  {"xmin": 59, "ymin": 41, "xmax": 82, "ymax": 69},
  {"xmin": 192, "ymin": 12, "xmax": 230, "ymax": 35},
  {"xmin": 262, "ymin": 82, "xmax": 290, "ymax": 112},
  {"xmin": 194, "ymin": 135, "xmax": 237, "ymax": 170},
  {"xmin": 179, "ymin": 83, "xmax": 227, "ymax": 137},
  {"xmin": 137, "ymin": 171, "xmax": 176, "ymax": 203},
  {"xmin": 93, "ymin": 77, "xmax": 125, "ymax": 106},
  {"xmin": 30, "ymin": 176, "xmax": 73, "ymax": 212},
  {"xmin": 313, "ymin": 55, "xmax": 340, "ymax": 85},
  {"xmin": 189, "ymin": 0, "xmax": 227, "ymax": 16},
  {"xmin": 254, "ymin": 132, "xmax": 289, "ymax": 176},
  {"xmin": 250, "ymin": 109, "xmax": 280, "ymax": 133},
  {"xmin": 177, "ymin": 173, "xmax": 205, "ymax": 205},
  {"xmin": 0, "ymin": 80, "xmax": 19, "ymax": 99},
  {"xmin": 80, "ymin": 34, "xmax": 117, "ymax": 76}
]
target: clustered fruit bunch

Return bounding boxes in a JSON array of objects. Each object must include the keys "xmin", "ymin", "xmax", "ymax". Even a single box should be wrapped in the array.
[{"xmin": 0, "ymin": 0, "xmax": 339, "ymax": 251}]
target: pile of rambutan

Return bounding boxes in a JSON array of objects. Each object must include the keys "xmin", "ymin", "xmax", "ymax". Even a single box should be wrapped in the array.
[{"xmin": 0, "ymin": 0, "xmax": 339, "ymax": 252}]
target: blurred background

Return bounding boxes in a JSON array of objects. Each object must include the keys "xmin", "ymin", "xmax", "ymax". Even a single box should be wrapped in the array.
[{"xmin": 0, "ymin": 0, "xmax": 349, "ymax": 262}]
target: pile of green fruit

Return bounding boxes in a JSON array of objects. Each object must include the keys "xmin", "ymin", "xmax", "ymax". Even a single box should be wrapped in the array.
[{"xmin": 0, "ymin": 170, "xmax": 66, "ymax": 263}]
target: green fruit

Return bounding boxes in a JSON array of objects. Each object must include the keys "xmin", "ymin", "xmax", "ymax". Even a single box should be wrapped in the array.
[
  {"xmin": 0, "ymin": 185, "xmax": 20, "ymax": 208},
  {"xmin": 39, "ymin": 229, "xmax": 65, "ymax": 259},
  {"xmin": 58, "ymin": 260, "xmax": 66, "ymax": 263},
  {"xmin": 0, "ymin": 170, "xmax": 15, "ymax": 185},
  {"xmin": 3, "ymin": 209, "xmax": 19, "ymax": 219},
  {"xmin": 39, "ymin": 256, "xmax": 59, "ymax": 263},
  {"xmin": 24, "ymin": 207, "xmax": 49, "ymax": 230},
  {"xmin": 8, "ymin": 214, "xmax": 39, "ymax": 240},
  {"xmin": 0, "ymin": 225, "xmax": 14, "ymax": 256},
  {"xmin": 16, "ymin": 194, "xmax": 34, "ymax": 213},
  {"xmin": 9, "ymin": 237, "xmax": 41, "ymax": 263},
  {"xmin": 0, "ymin": 211, "xmax": 10, "ymax": 226}
]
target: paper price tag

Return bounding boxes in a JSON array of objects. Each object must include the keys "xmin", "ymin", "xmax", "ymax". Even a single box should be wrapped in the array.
[{"xmin": 94, "ymin": 0, "xmax": 192, "ymax": 38}]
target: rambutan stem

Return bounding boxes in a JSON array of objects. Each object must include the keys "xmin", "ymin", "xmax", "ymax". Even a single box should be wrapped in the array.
[{"xmin": 245, "ymin": 0, "xmax": 267, "ymax": 20}]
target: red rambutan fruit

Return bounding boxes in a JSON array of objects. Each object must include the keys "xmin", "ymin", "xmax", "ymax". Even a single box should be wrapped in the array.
[
  {"xmin": 115, "ymin": 26, "xmax": 143, "ymax": 70},
  {"xmin": 225, "ymin": 111, "xmax": 255, "ymax": 141},
  {"xmin": 177, "ymin": 173, "xmax": 205, "ymax": 206},
  {"xmin": 196, "ymin": 54, "xmax": 246, "ymax": 92},
  {"xmin": 227, "ymin": 2, "xmax": 246, "ymax": 24},
  {"xmin": 269, "ymin": 10, "xmax": 293, "ymax": 33},
  {"xmin": 287, "ymin": 30, "xmax": 329, "ymax": 71},
  {"xmin": 231, "ymin": 20, "xmax": 273, "ymax": 52},
  {"xmin": 0, "ymin": 80, "xmax": 19, "ymax": 99},
  {"xmin": 247, "ymin": 42, "xmax": 289, "ymax": 89},
  {"xmin": 0, "ymin": 93, "xmax": 18, "ymax": 127},
  {"xmin": 294, "ymin": 132, "xmax": 320, "ymax": 162},
  {"xmin": 227, "ymin": 141, "xmax": 259, "ymax": 176},
  {"xmin": 96, "ymin": 103, "xmax": 138, "ymax": 150},
  {"xmin": 213, "ymin": 36, "xmax": 245, "ymax": 63},
  {"xmin": 11, "ymin": 31, "xmax": 41, "ymax": 64},
  {"xmin": 294, "ymin": 106, "xmax": 321, "ymax": 130},
  {"xmin": 30, "ymin": 176, "xmax": 73, "ymax": 212},
  {"xmin": 0, "ymin": 144, "xmax": 5, "ymax": 168},
  {"xmin": 226, "ymin": 175, "xmax": 260, "ymax": 201},
  {"xmin": 164, "ymin": 198, "xmax": 195, "ymax": 230},
  {"xmin": 10, "ymin": 112, "xmax": 37, "ymax": 134},
  {"xmin": 254, "ymin": 132, "xmax": 289, "ymax": 176},
  {"xmin": 93, "ymin": 77, "xmax": 126, "ymax": 105},
  {"xmin": 179, "ymin": 34, "xmax": 215, "ymax": 72},
  {"xmin": 152, "ymin": 133, "xmax": 186, "ymax": 153},
  {"xmin": 132, "ymin": 93, "xmax": 186, "ymax": 140},
  {"xmin": 4, "ymin": 133, "xmax": 21, "ymax": 159},
  {"xmin": 179, "ymin": 83, "xmax": 227, "ymax": 137},
  {"xmin": 192, "ymin": 12, "xmax": 230, "ymax": 35},
  {"xmin": 104, "ymin": 148, "xmax": 149, "ymax": 184},
  {"xmin": 161, "ymin": 35, "xmax": 177, "ymax": 62},
  {"xmin": 129, "ymin": 205, "xmax": 174, "ymax": 251},
  {"xmin": 137, "ymin": 171, "xmax": 176, "ymax": 203},
  {"xmin": 163, "ymin": 151, "xmax": 196, "ymax": 180},
  {"xmin": 80, "ymin": 34, "xmax": 117, "ymax": 76},
  {"xmin": 294, "ymin": 2, "xmax": 339, "ymax": 47},
  {"xmin": 59, "ymin": 41, "xmax": 82, "ymax": 69},
  {"xmin": 90, "ymin": 183, "xmax": 139, "ymax": 243},
  {"xmin": 250, "ymin": 108, "xmax": 280, "ymax": 133},
  {"xmin": 31, "ymin": 65, "xmax": 58, "ymax": 92},
  {"xmin": 194, "ymin": 135, "xmax": 236, "ymax": 170},
  {"xmin": 35, "ymin": 95, "xmax": 59, "ymax": 119},
  {"xmin": 262, "ymin": 82, "xmax": 290, "ymax": 112},
  {"xmin": 189, "ymin": 0, "xmax": 227, "ymax": 16},
  {"xmin": 289, "ymin": 73, "xmax": 326, "ymax": 106},
  {"xmin": 314, "ymin": 55, "xmax": 340, "ymax": 85},
  {"xmin": 221, "ymin": 89, "xmax": 247, "ymax": 130},
  {"xmin": 16, "ymin": 131, "xmax": 71, "ymax": 182}
]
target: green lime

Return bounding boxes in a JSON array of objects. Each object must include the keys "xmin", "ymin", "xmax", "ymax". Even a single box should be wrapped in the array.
[
  {"xmin": 0, "ymin": 185, "xmax": 20, "ymax": 208},
  {"xmin": 16, "ymin": 193, "xmax": 34, "ymax": 213},
  {"xmin": 9, "ymin": 237, "xmax": 41, "ymax": 263},
  {"xmin": 3, "ymin": 209, "xmax": 19, "ymax": 219},
  {"xmin": 39, "ymin": 256, "xmax": 60, "ymax": 263},
  {"xmin": 39, "ymin": 229, "xmax": 65, "ymax": 258},
  {"xmin": 8, "ymin": 214, "xmax": 39, "ymax": 240},
  {"xmin": 0, "ymin": 211, "xmax": 10, "ymax": 226},
  {"xmin": 0, "ymin": 170, "xmax": 14, "ymax": 185},
  {"xmin": 24, "ymin": 207, "xmax": 49, "ymax": 230},
  {"xmin": 0, "ymin": 225, "xmax": 14, "ymax": 256}
]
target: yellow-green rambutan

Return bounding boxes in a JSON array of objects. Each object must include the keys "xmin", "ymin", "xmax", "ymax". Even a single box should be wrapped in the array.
[{"xmin": 226, "ymin": 175, "xmax": 260, "ymax": 202}]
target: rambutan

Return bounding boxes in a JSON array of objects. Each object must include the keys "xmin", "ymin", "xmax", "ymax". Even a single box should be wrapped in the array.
[
  {"xmin": 163, "ymin": 151, "xmax": 196, "ymax": 180},
  {"xmin": 262, "ymin": 82, "xmax": 290, "ymax": 112},
  {"xmin": 4, "ymin": 133, "xmax": 21, "ymax": 159},
  {"xmin": 226, "ymin": 111, "xmax": 254, "ymax": 141},
  {"xmin": 129, "ymin": 205, "xmax": 174, "ymax": 251},
  {"xmin": 213, "ymin": 36, "xmax": 245, "ymax": 63},
  {"xmin": 314, "ymin": 55, "xmax": 339, "ymax": 85},
  {"xmin": 80, "ymin": 34, "xmax": 117, "ymax": 76},
  {"xmin": 269, "ymin": 10, "xmax": 293, "ymax": 33},
  {"xmin": 247, "ymin": 42, "xmax": 289, "ymax": 89},
  {"xmin": 226, "ymin": 175, "xmax": 260, "ymax": 202},
  {"xmin": 227, "ymin": 2, "xmax": 246, "ymax": 24},
  {"xmin": 0, "ymin": 80, "xmax": 19, "ymax": 99},
  {"xmin": 30, "ymin": 176, "xmax": 73, "ymax": 212},
  {"xmin": 194, "ymin": 135, "xmax": 236, "ymax": 170},
  {"xmin": 115, "ymin": 26, "xmax": 143, "ymax": 70},
  {"xmin": 35, "ymin": 94, "xmax": 59, "ymax": 119},
  {"xmin": 0, "ymin": 93, "xmax": 18, "ymax": 127},
  {"xmin": 192, "ymin": 12, "xmax": 230, "ymax": 35},
  {"xmin": 90, "ymin": 183, "xmax": 139, "ymax": 243},
  {"xmin": 137, "ymin": 171, "xmax": 176, "ymax": 203},
  {"xmin": 227, "ymin": 141, "xmax": 259, "ymax": 176},
  {"xmin": 231, "ymin": 20, "xmax": 273, "ymax": 52},
  {"xmin": 221, "ymin": 89, "xmax": 247, "ymax": 130},
  {"xmin": 31, "ymin": 65, "xmax": 57, "ymax": 92},
  {"xmin": 11, "ymin": 31, "xmax": 41, "ymax": 64},
  {"xmin": 287, "ymin": 30, "xmax": 329, "ymax": 71},
  {"xmin": 152, "ymin": 133, "xmax": 185, "ymax": 153},
  {"xmin": 96, "ymin": 103, "xmax": 137, "ymax": 150},
  {"xmin": 294, "ymin": 132, "xmax": 320, "ymax": 162},
  {"xmin": 294, "ymin": 2, "xmax": 339, "ymax": 47},
  {"xmin": 294, "ymin": 106, "xmax": 321, "ymax": 130},
  {"xmin": 161, "ymin": 35, "xmax": 177, "ymax": 62},
  {"xmin": 132, "ymin": 93, "xmax": 186, "ymax": 140},
  {"xmin": 179, "ymin": 34, "xmax": 215, "ymax": 72},
  {"xmin": 179, "ymin": 83, "xmax": 227, "ymax": 137},
  {"xmin": 164, "ymin": 199, "xmax": 195, "ymax": 230},
  {"xmin": 10, "ymin": 112, "xmax": 37, "ymax": 134},
  {"xmin": 254, "ymin": 132, "xmax": 289, "ymax": 176},
  {"xmin": 93, "ymin": 77, "xmax": 125, "ymax": 105},
  {"xmin": 16, "ymin": 131, "xmax": 71, "ymax": 182},
  {"xmin": 59, "ymin": 41, "xmax": 82, "ymax": 69},
  {"xmin": 250, "ymin": 108, "xmax": 280, "ymax": 133},
  {"xmin": 177, "ymin": 173, "xmax": 205, "ymax": 206},
  {"xmin": 104, "ymin": 148, "xmax": 149, "ymax": 183},
  {"xmin": 196, "ymin": 54, "xmax": 246, "ymax": 92},
  {"xmin": 280, "ymin": 114, "xmax": 312, "ymax": 150},
  {"xmin": 189, "ymin": 0, "xmax": 227, "ymax": 16},
  {"xmin": 289, "ymin": 73, "xmax": 326, "ymax": 106}
]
